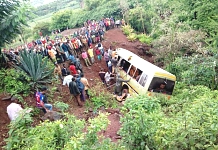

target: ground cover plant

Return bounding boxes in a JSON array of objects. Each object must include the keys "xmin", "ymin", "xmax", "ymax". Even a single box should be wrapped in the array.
[
  {"xmin": 119, "ymin": 84, "xmax": 218, "ymax": 149},
  {"xmin": 4, "ymin": 112, "xmax": 125, "ymax": 150}
]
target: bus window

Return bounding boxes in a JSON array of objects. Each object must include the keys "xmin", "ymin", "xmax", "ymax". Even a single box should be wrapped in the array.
[
  {"xmin": 148, "ymin": 77, "xmax": 175, "ymax": 95},
  {"xmin": 138, "ymin": 72, "xmax": 148, "ymax": 87},
  {"xmin": 128, "ymin": 65, "xmax": 137, "ymax": 77},
  {"xmin": 135, "ymin": 69, "xmax": 142, "ymax": 81},
  {"xmin": 120, "ymin": 59, "xmax": 130, "ymax": 73}
]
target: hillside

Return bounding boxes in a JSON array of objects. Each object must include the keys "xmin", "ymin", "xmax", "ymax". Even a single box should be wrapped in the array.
[
  {"xmin": 32, "ymin": 0, "xmax": 80, "ymax": 17},
  {"xmin": 30, "ymin": 0, "xmax": 56, "ymax": 7}
]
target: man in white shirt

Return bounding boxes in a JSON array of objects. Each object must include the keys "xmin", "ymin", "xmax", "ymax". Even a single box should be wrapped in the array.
[
  {"xmin": 7, "ymin": 99, "xmax": 31, "ymax": 121},
  {"xmin": 105, "ymin": 71, "xmax": 111, "ymax": 86},
  {"xmin": 7, "ymin": 102, "xmax": 23, "ymax": 121},
  {"xmin": 62, "ymin": 75, "xmax": 74, "ymax": 87}
]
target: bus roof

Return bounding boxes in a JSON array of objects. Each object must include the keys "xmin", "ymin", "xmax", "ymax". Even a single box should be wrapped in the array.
[{"xmin": 116, "ymin": 48, "xmax": 176, "ymax": 80}]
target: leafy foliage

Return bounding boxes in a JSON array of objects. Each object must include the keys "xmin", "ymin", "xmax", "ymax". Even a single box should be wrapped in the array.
[
  {"xmin": 166, "ymin": 55, "xmax": 218, "ymax": 89},
  {"xmin": 0, "ymin": 68, "xmax": 30, "ymax": 95},
  {"xmin": 32, "ymin": 21, "xmax": 52, "ymax": 39},
  {"xmin": 32, "ymin": 0, "xmax": 80, "ymax": 17},
  {"xmin": 51, "ymin": 10, "xmax": 73, "ymax": 30},
  {"xmin": 127, "ymin": 33, "xmax": 137, "ymax": 42},
  {"xmin": 120, "ymin": 85, "xmax": 218, "ymax": 149},
  {"xmin": 15, "ymin": 50, "xmax": 54, "ymax": 90},
  {"xmin": 151, "ymin": 29, "xmax": 206, "ymax": 64},
  {"xmin": 137, "ymin": 34, "xmax": 153, "ymax": 45},
  {"xmin": 0, "ymin": 1, "xmax": 32, "ymax": 49},
  {"xmin": 88, "ymin": 79, "xmax": 118, "ymax": 111},
  {"xmin": 5, "ymin": 112, "xmax": 124, "ymax": 149},
  {"xmin": 119, "ymin": 95, "xmax": 161, "ymax": 150},
  {"xmin": 121, "ymin": 25, "xmax": 134, "ymax": 36},
  {"xmin": 181, "ymin": 0, "xmax": 218, "ymax": 49},
  {"xmin": 54, "ymin": 101, "xmax": 69, "ymax": 113},
  {"xmin": 4, "ymin": 109, "xmax": 33, "ymax": 150}
]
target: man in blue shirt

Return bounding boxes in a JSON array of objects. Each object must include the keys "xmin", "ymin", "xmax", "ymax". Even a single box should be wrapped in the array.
[
  {"xmin": 38, "ymin": 87, "xmax": 52, "ymax": 113},
  {"xmin": 61, "ymin": 41, "xmax": 70, "ymax": 59},
  {"xmin": 69, "ymin": 54, "xmax": 76, "ymax": 64}
]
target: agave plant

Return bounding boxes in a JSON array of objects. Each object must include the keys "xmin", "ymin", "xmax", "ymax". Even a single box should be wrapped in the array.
[{"xmin": 15, "ymin": 50, "xmax": 54, "ymax": 90}]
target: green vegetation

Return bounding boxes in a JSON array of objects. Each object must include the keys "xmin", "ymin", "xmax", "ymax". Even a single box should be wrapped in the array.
[
  {"xmin": 54, "ymin": 101, "xmax": 69, "ymax": 113},
  {"xmin": 166, "ymin": 55, "xmax": 218, "ymax": 90},
  {"xmin": 0, "ymin": 68, "xmax": 30, "ymax": 95},
  {"xmin": 0, "ymin": 1, "xmax": 32, "ymax": 49},
  {"xmin": 15, "ymin": 50, "xmax": 54, "ymax": 90},
  {"xmin": 1, "ymin": 0, "xmax": 218, "ymax": 149},
  {"xmin": 4, "ymin": 112, "xmax": 125, "ymax": 150},
  {"xmin": 32, "ymin": 0, "xmax": 80, "ymax": 17},
  {"xmin": 87, "ymin": 79, "xmax": 118, "ymax": 111},
  {"xmin": 119, "ymin": 84, "xmax": 218, "ymax": 149}
]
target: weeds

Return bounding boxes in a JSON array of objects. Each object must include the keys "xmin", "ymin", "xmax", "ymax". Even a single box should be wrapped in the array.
[{"xmin": 88, "ymin": 79, "xmax": 118, "ymax": 111}]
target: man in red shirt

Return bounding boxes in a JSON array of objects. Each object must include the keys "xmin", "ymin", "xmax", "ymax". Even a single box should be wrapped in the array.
[
  {"xmin": 69, "ymin": 62, "xmax": 77, "ymax": 75},
  {"xmin": 95, "ymin": 48, "xmax": 102, "ymax": 61}
]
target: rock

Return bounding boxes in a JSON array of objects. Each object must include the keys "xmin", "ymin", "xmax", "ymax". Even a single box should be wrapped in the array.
[
  {"xmin": 1, "ymin": 96, "xmax": 12, "ymax": 101},
  {"xmin": 11, "ymin": 96, "xmax": 18, "ymax": 101},
  {"xmin": 41, "ymin": 111, "xmax": 64, "ymax": 121},
  {"xmin": 105, "ymin": 108, "xmax": 120, "ymax": 114},
  {"xmin": 115, "ymin": 136, "xmax": 122, "ymax": 139}
]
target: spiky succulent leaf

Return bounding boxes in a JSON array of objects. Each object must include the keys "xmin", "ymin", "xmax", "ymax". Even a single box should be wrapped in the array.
[{"xmin": 14, "ymin": 50, "xmax": 54, "ymax": 90}]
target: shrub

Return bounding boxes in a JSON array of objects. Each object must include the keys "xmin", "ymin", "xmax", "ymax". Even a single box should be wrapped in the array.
[
  {"xmin": 54, "ymin": 101, "xmax": 69, "ymax": 113},
  {"xmin": 119, "ymin": 86, "xmax": 218, "ymax": 149},
  {"xmin": 15, "ymin": 50, "xmax": 54, "ymax": 90},
  {"xmin": 127, "ymin": 33, "xmax": 137, "ymax": 42},
  {"xmin": 88, "ymin": 79, "xmax": 118, "ymax": 111},
  {"xmin": 119, "ymin": 95, "xmax": 161, "ymax": 150},
  {"xmin": 121, "ymin": 25, "xmax": 134, "ymax": 36},
  {"xmin": 5, "ymin": 112, "xmax": 124, "ymax": 149},
  {"xmin": 137, "ymin": 33, "xmax": 153, "ymax": 45},
  {"xmin": 166, "ymin": 55, "xmax": 218, "ymax": 89},
  {"xmin": 0, "ymin": 68, "xmax": 30, "ymax": 95}
]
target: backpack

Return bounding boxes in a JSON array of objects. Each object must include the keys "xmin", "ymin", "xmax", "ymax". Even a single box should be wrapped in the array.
[{"xmin": 35, "ymin": 92, "xmax": 41, "ymax": 107}]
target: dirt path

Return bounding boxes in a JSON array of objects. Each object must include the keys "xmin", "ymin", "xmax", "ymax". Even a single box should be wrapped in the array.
[{"xmin": 0, "ymin": 27, "xmax": 152, "ymax": 148}]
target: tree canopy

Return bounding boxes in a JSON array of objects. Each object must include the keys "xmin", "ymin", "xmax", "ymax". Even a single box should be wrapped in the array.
[{"xmin": 0, "ymin": 0, "xmax": 31, "ymax": 49}]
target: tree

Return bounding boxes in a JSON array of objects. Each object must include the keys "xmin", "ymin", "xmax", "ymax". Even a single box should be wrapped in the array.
[
  {"xmin": 51, "ymin": 10, "xmax": 73, "ymax": 31},
  {"xmin": 179, "ymin": 0, "xmax": 218, "ymax": 50},
  {"xmin": 0, "ymin": 0, "xmax": 30, "ymax": 49},
  {"xmin": 119, "ymin": 0, "xmax": 129, "ymax": 20},
  {"xmin": 33, "ymin": 21, "xmax": 51, "ymax": 39}
]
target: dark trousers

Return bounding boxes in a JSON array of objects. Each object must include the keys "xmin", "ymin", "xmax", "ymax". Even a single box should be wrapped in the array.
[{"xmin": 85, "ymin": 89, "xmax": 90, "ymax": 98}]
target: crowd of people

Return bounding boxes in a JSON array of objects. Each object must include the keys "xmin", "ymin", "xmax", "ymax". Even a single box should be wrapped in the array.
[{"xmin": 5, "ymin": 17, "xmax": 128, "ymax": 120}]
